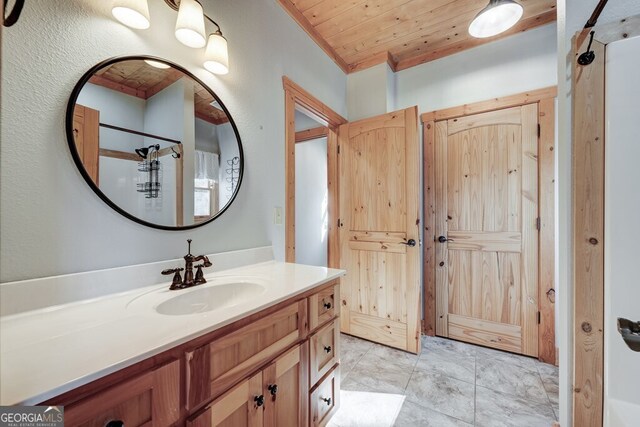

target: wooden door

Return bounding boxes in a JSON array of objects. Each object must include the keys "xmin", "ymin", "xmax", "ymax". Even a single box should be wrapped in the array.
[
  {"xmin": 434, "ymin": 104, "xmax": 539, "ymax": 356},
  {"xmin": 263, "ymin": 345, "xmax": 307, "ymax": 427},
  {"xmin": 188, "ymin": 372, "xmax": 264, "ymax": 427},
  {"xmin": 73, "ymin": 104, "xmax": 100, "ymax": 184},
  {"xmin": 338, "ymin": 107, "xmax": 421, "ymax": 354}
]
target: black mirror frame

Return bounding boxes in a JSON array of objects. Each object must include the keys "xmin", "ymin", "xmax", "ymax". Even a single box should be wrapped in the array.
[{"xmin": 66, "ymin": 55, "xmax": 244, "ymax": 231}]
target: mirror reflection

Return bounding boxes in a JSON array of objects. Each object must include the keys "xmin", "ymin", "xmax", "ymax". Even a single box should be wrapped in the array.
[{"xmin": 69, "ymin": 57, "xmax": 242, "ymax": 229}]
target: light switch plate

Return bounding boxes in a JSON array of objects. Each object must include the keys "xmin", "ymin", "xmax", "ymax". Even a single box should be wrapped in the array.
[{"xmin": 274, "ymin": 207, "xmax": 283, "ymax": 225}]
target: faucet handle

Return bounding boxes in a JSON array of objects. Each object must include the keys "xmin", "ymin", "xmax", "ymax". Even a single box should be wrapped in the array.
[
  {"xmin": 194, "ymin": 264, "xmax": 206, "ymax": 285},
  {"xmin": 162, "ymin": 268, "xmax": 184, "ymax": 290},
  {"xmin": 162, "ymin": 267, "xmax": 183, "ymax": 275}
]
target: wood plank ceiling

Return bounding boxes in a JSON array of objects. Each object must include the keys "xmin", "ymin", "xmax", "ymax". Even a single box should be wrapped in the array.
[
  {"xmin": 277, "ymin": 0, "xmax": 557, "ymax": 73},
  {"xmin": 89, "ymin": 60, "xmax": 229, "ymax": 125}
]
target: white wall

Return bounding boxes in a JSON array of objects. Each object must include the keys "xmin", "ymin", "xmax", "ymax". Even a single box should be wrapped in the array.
[
  {"xmin": 395, "ymin": 24, "xmax": 557, "ymax": 112},
  {"xmin": 557, "ymin": 2, "xmax": 640, "ymax": 426},
  {"xmin": 347, "ymin": 63, "xmax": 393, "ymax": 121},
  {"xmin": 604, "ymin": 34, "xmax": 640, "ymax": 426},
  {"xmin": 76, "ymin": 83, "xmax": 146, "ymax": 152},
  {"xmin": 144, "ymin": 79, "xmax": 187, "ymax": 225},
  {"xmin": 0, "ymin": 0, "xmax": 347, "ymax": 282},
  {"xmin": 295, "ymin": 137, "xmax": 328, "ymax": 268},
  {"xmin": 76, "ymin": 81, "xmax": 180, "ymax": 226},
  {"xmin": 294, "ymin": 110, "xmax": 320, "ymax": 132},
  {"xmin": 195, "ymin": 118, "xmax": 220, "ymax": 154}
]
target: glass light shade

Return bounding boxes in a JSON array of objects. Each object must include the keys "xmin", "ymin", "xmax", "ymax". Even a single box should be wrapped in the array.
[
  {"xmin": 175, "ymin": 0, "xmax": 207, "ymax": 48},
  {"xmin": 469, "ymin": 0, "xmax": 523, "ymax": 38},
  {"xmin": 144, "ymin": 59, "xmax": 171, "ymax": 69},
  {"xmin": 203, "ymin": 33, "xmax": 229, "ymax": 75},
  {"xmin": 112, "ymin": 0, "xmax": 150, "ymax": 30}
]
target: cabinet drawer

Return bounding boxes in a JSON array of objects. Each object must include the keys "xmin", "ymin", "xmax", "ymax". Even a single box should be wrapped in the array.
[
  {"xmin": 310, "ymin": 365, "xmax": 340, "ymax": 427},
  {"xmin": 64, "ymin": 361, "xmax": 180, "ymax": 427},
  {"xmin": 310, "ymin": 318, "xmax": 340, "ymax": 386},
  {"xmin": 309, "ymin": 282, "xmax": 339, "ymax": 331},
  {"xmin": 186, "ymin": 301, "xmax": 305, "ymax": 410}
]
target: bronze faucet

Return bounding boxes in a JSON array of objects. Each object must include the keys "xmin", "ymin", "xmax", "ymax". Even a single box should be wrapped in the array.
[{"xmin": 162, "ymin": 239, "xmax": 212, "ymax": 290}]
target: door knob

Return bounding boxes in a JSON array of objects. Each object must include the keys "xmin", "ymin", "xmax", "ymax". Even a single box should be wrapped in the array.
[
  {"xmin": 402, "ymin": 239, "xmax": 417, "ymax": 247},
  {"xmin": 438, "ymin": 236, "xmax": 448, "ymax": 243}
]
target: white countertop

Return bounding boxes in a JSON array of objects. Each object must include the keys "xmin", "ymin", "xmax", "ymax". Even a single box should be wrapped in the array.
[{"xmin": 0, "ymin": 261, "xmax": 345, "ymax": 405}]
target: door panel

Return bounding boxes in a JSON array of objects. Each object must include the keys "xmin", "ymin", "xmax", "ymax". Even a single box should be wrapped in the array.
[
  {"xmin": 263, "ymin": 345, "xmax": 305, "ymax": 427},
  {"xmin": 435, "ymin": 104, "xmax": 539, "ymax": 356},
  {"xmin": 339, "ymin": 107, "xmax": 421, "ymax": 354}
]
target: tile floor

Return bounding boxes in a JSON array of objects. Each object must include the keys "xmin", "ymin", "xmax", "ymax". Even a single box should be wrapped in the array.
[{"xmin": 329, "ymin": 334, "xmax": 559, "ymax": 427}]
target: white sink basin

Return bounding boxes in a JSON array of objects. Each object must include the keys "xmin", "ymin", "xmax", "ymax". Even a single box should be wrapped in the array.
[{"xmin": 155, "ymin": 282, "xmax": 266, "ymax": 316}]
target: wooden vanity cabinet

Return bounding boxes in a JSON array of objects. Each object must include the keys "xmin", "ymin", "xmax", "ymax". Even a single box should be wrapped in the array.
[{"xmin": 45, "ymin": 280, "xmax": 340, "ymax": 427}]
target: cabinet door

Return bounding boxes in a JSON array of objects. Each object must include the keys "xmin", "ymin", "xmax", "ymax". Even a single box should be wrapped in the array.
[
  {"xmin": 263, "ymin": 344, "xmax": 307, "ymax": 427},
  {"xmin": 188, "ymin": 372, "xmax": 264, "ymax": 427},
  {"xmin": 64, "ymin": 360, "xmax": 180, "ymax": 427}
]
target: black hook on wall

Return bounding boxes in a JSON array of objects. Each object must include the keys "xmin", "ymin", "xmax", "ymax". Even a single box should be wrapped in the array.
[
  {"xmin": 3, "ymin": 0, "xmax": 25, "ymax": 27},
  {"xmin": 577, "ymin": 31, "xmax": 596, "ymax": 66}
]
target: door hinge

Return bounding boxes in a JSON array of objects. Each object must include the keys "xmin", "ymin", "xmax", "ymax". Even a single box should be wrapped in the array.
[
  {"xmin": 537, "ymin": 311, "xmax": 541, "ymax": 324},
  {"xmin": 337, "ymin": 145, "xmax": 340, "ymax": 154},
  {"xmin": 337, "ymin": 218, "xmax": 341, "ymax": 228},
  {"xmin": 537, "ymin": 124, "xmax": 541, "ymax": 138},
  {"xmin": 536, "ymin": 217, "xmax": 541, "ymax": 231}
]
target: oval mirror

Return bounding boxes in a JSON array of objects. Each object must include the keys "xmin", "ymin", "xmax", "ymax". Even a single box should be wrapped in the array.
[{"xmin": 66, "ymin": 56, "xmax": 243, "ymax": 230}]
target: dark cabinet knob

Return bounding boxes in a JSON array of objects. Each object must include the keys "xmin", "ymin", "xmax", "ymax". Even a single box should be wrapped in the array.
[
  {"xmin": 324, "ymin": 345, "xmax": 332, "ymax": 353},
  {"xmin": 323, "ymin": 301, "xmax": 332, "ymax": 310},
  {"xmin": 268, "ymin": 384, "xmax": 278, "ymax": 396},
  {"xmin": 254, "ymin": 395, "xmax": 265, "ymax": 407},
  {"xmin": 438, "ymin": 236, "xmax": 448, "ymax": 243},
  {"xmin": 321, "ymin": 397, "xmax": 332, "ymax": 406},
  {"xmin": 405, "ymin": 239, "xmax": 417, "ymax": 247},
  {"xmin": 105, "ymin": 421, "xmax": 124, "ymax": 427}
]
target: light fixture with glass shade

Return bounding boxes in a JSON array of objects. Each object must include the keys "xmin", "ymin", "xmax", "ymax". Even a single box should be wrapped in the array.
[
  {"xmin": 174, "ymin": 0, "xmax": 207, "ymax": 48},
  {"xmin": 468, "ymin": 0, "xmax": 524, "ymax": 38},
  {"xmin": 111, "ymin": 0, "xmax": 231, "ymax": 75},
  {"xmin": 204, "ymin": 31, "xmax": 229, "ymax": 75},
  {"xmin": 112, "ymin": 0, "xmax": 151, "ymax": 30}
]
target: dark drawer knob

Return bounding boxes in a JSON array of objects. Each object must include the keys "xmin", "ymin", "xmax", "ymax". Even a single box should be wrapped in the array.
[
  {"xmin": 321, "ymin": 397, "xmax": 332, "ymax": 406},
  {"xmin": 323, "ymin": 301, "xmax": 332, "ymax": 310},
  {"xmin": 268, "ymin": 384, "xmax": 278, "ymax": 396},
  {"xmin": 105, "ymin": 421, "xmax": 124, "ymax": 427},
  {"xmin": 255, "ymin": 394, "xmax": 265, "ymax": 407},
  {"xmin": 323, "ymin": 345, "xmax": 332, "ymax": 353},
  {"xmin": 438, "ymin": 235, "xmax": 448, "ymax": 243}
]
